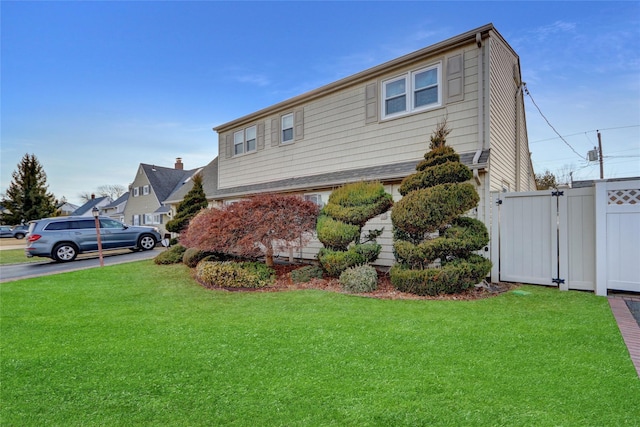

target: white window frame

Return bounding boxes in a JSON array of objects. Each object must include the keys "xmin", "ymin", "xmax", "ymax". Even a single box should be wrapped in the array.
[
  {"xmin": 144, "ymin": 213, "xmax": 161, "ymax": 225},
  {"xmin": 142, "ymin": 185, "xmax": 150, "ymax": 195},
  {"xmin": 382, "ymin": 62, "xmax": 442, "ymax": 119},
  {"xmin": 304, "ymin": 194, "xmax": 324, "ymax": 207},
  {"xmin": 233, "ymin": 125, "xmax": 257, "ymax": 156},
  {"xmin": 133, "ymin": 187, "xmax": 139, "ymax": 197},
  {"xmin": 133, "ymin": 215, "xmax": 140, "ymax": 226},
  {"xmin": 281, "ymin": 113, "xmax": 294, "ymax": 144}
]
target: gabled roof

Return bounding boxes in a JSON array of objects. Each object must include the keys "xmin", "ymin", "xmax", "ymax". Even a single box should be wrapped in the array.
[
  {"xmin": 207, "ymin": 150, "xmax": 489, "ymax": 199},
  {"xmin": 72, "ymin": 196, "xmax": 110, "ymax": 215},
  {"xmin": 163, "ymin": 157, "xmax": 218, "ymax": 204},
  {"xmin": 102, "ymin": 192, "xmax": 129, "ymax": 209},
  {"xmin": 214, "ymin": 23, "xmax": 508, "ymax": 133},
  {"xmin": 140, "ymin": 164, "xmax": 197, "ymax": 204}
]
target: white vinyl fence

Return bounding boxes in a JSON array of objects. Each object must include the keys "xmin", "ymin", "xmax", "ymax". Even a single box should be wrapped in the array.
[{"xmin": 491, "ymin": 178, "xmax": 640, "ymax": 296}]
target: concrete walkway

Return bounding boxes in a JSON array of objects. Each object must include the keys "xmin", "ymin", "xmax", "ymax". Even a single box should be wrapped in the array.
[{"xmin": 609, "ymin": 294, "xmax": 640, "ymax": 378}]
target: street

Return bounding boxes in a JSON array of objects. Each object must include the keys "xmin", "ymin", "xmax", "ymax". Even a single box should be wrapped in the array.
[{"xmin": 0, "ymin": 242, "xmax": 164, "ymax": 283}]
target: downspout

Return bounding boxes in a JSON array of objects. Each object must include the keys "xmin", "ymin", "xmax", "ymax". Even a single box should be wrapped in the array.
[{"xmin": 473, "ymin": 32, "xmax": 484, "ymax": 186}]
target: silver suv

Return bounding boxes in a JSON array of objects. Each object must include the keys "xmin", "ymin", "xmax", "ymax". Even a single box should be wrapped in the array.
[{"xmin": 26, "ymin": 216, "xmax": 161, "ymax": 262}]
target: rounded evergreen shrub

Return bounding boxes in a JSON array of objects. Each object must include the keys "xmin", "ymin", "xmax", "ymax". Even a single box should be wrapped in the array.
[
  {"xmin": 340, "ymin": 264, "xmax": 379, "ymax": 293},
  {"xmin": 290, "ymin": 265, "xmax": 324, "ymax": 283},
  {"xmin": 195, "ymin": 261, "xmax": 275, "ymax": 289},
  {"xmin": 316, "ymin": 215, "xmax": 360, "ymax": 251},
  {"xmin": 182, "ymin": 248, "xmax": 224, "ymax": 268},
  {"xmin": 154, "ymin": 244, "xmax": 187, "ymax": 265}
]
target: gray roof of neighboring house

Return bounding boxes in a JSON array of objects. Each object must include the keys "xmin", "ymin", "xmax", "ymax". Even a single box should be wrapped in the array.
[
  {"xmin": 200, "ymin": 150, "xmax": 489, "ymax": 200},
  {"xmin": 140, "ymin": 164, "xmax": 197, "ymax": 203},
  {"xmin": 163, "ymin": 157, "xmax": 219, "ymax": 204},
  {"xmin": 102, "ymin": 192, "xmax": 129, "ymax": 209},
  {"xmin": 72, "ymin": 196, "xmax": 110, "ymax": 215}
]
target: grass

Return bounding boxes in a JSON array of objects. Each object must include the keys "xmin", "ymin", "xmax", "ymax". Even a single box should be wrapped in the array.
[
  {"xmin": 0, "ymin": 248, "xmax": 43, "ymax": 265},
  {"xmin": 2, "ymin": 261, "xmax": 639, "ymax": 426}
]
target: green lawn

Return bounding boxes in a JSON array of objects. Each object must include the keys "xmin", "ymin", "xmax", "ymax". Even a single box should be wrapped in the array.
[
  {"xmin": 0, "ymin": 248, "xmax": 43, "ymax": 265},
  {"xmin": 2, "ymin": 261, "xmax": 639, "ymax": 426}
]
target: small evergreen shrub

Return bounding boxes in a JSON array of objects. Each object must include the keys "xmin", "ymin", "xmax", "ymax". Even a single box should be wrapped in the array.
[
  {"xmin": 290, "ymin": 265, "xmax": 324, "ymax": 283},
  {"xmin": 340, "ymin": 264, "xmax": 379, "ymax": 293},
  {"xmin": 317, "ymin": 244, "xmax": 380, "ymax": 277},
  {"xmin": 195, "ymin": 261, "xmax": 275, "ymax": 288},
  {"xmin": 182, "ymin": 248, "xmax": 216, "ymax": 268},
  {"xmin": 154, "ymin": 244, "xmax": 187, "ymax": 265}
]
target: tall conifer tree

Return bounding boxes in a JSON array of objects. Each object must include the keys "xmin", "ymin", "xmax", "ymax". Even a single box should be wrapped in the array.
[
  {"xmin": 166, "ymin": 173, "xmax": 208, "ymax": 234},
  {"xmin": 1, "ymin": 154, "xmax": 57, "ymax": 224}
]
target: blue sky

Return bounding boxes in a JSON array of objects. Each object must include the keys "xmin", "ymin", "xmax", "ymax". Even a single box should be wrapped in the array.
[{"xmin": 2, "ymin": 1, "xmax": 639, "ymax": 205}]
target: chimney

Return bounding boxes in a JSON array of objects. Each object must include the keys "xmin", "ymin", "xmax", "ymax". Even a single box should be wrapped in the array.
[
  {"xmin": 91, "ymin": 193, "xmax": 95, "ymax": 200},
  {"xmin": 175, "ymin": 157, "xmax": 183, "ymax": 170}
]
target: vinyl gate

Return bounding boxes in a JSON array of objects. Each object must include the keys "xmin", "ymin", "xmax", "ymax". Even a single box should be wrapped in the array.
[{"xmin": 491, "ymin": 179, "xmax": 640, "ymax": 295}]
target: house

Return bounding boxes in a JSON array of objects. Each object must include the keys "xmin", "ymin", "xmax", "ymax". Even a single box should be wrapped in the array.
[
  {"xmin": 168, "ymin": 24, "xmax": 536, "ymax": 266},
  {"xmin": 71, "ymin": 195, "xmax": 112, "ymax": 217},
  {"xmin": 123, "ymin": 158, "xmax": 198, "ymax": 236},
  {"xmin": 100, "ymin": 192, "xmax": 129, "ymax": 222},
  {"xmin": 57, "ymin": 201, "xmax": 79, "ymax": 216},
  {"xmin": 163, "ymin": 157, "xmax": 218, "ymax": 209}
]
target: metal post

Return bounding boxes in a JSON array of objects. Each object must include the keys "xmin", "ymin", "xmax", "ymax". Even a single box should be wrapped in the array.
[{"xmin": 92, "ymin": 207, "xmax": 104, "ymax": 267}]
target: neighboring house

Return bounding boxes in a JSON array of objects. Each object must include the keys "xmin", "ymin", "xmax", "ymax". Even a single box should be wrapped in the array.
[
  {"xmin": 123, "ymin": 158, "xmax": 197, "ymax": 236},
  {"xmin": 163, "ymin": 157, "xmax": 218, "ymax": 212},
  {"xmin": 101, "ymin": 192, "xmax": 129, "ymax": 221},
  {"xmin": 57, "ymin": 201, "xmax": 79, "ymax": 216},
  {"xmin": 71, "ymin": 195, "xmax": 112, "ymax": 217}
]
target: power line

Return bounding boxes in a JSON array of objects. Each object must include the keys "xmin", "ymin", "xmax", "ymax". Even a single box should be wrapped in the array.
[
  {"xmin": 523, "ymin": 83, "xmax": 589, "ymax": 160},
  {"xmin": 530, "ymin": 125, "xmax": 640, "ymax": 144}
]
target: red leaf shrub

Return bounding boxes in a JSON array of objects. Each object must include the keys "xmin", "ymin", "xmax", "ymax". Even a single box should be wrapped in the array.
[{"xmin": 180, "ymin": 193, "xmax": 319, "ymax": 266}]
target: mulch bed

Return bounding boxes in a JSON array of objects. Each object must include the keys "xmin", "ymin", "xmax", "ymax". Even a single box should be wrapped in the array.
[{"xmin": 200, "ymin": 263, "xmax": 514, "ymax": 301}]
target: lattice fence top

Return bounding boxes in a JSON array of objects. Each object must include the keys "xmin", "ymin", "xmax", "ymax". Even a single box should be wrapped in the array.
[{"xmin": 608, "ymin": 189, "xmax": 640, "ymax": 205}]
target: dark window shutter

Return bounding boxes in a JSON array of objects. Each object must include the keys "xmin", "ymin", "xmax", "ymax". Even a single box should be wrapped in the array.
[
  {"xmin": 271, "ymin": 118, "xmax": 279, "ymax": 146},
  {"xmin": 294, "ymin": 108, "xmax": 304, "ymax": 140},
  {"xmin": 445, "ymin": 53, "xmax": 464, "ymax": 104},
  {"xmin": 225, "ymin": 134, "xmax": 233, "ymax": 158},
  {"xmin": 365, "ymin": 82, "xmax": 378, "ymax": 124},
  {"xmin": 257, "ymin": 122, "xmax": 265, "ymax": 150}
]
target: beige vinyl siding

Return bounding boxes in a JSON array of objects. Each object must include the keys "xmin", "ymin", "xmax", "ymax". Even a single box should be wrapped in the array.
[
  {"xmin": 487, "ymin": 36, "xmax": 519, "ymax": 193},
  {"xmin": 218, "ymin": 45, "xmax": 482, "ymax": 190}
]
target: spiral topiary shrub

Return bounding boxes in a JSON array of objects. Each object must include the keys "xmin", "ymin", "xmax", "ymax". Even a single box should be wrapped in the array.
[
  {"xmin": 390, "ymin": 119, "xmax": 491, "ymax": 295},
  {"xmin": 154, "ymin": 244, "xmax": 187, "ymax": 265},
  {"xmin": 317, "ymin": 181, "xmax": 392, "ymax": 276},
  {"xmin": 290, "ymin": 265, "xmax": 324, "ymax": 283},
  {"xmin": 195, "ymin": 261, "xmax": 275, "ymax": 289},
  {"xmin": 340, "ymin": 264, "xmax": 379, "ymax": 293}
]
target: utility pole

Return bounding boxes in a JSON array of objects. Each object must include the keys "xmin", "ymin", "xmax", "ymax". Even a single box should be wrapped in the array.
[{"xmin": 597, "ymin": 130, "xmax": 604, "ymax": 179}]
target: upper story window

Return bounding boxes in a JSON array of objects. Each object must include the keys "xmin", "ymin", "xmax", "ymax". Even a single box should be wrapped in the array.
[
  {"xmin": 133, "ymin": 187, "xmax": 139, "ymax": 197},
  {"xmin": 142, "ymin": 185, "xmax": 150, "ymax": 195},
  {"xmin": 382, "ymin": 63, "xmax": 441, "ymax": 119},
  {"xmin": 281, "ymin": 113, "xmax": 294, "ymax": 143},
  {"xmin": 234, "ymin": 125, "xmax": 257, "ymax": 156}
]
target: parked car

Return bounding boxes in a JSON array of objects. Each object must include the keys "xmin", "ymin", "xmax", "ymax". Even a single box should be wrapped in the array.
[
  {"xmin": 11, "ymin": 225, "xmax": 28, "ymax": 239},
  {"xmin": 25, "ymin": 216, "xmax": 161, "ymax": 262},
  {"xmin": 0, "ymin": 226, "xmax": 14, "ymax": 238},
  {"xmin": 0, "ymin": 225, "xmax": 28, "ymax": 239}
]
